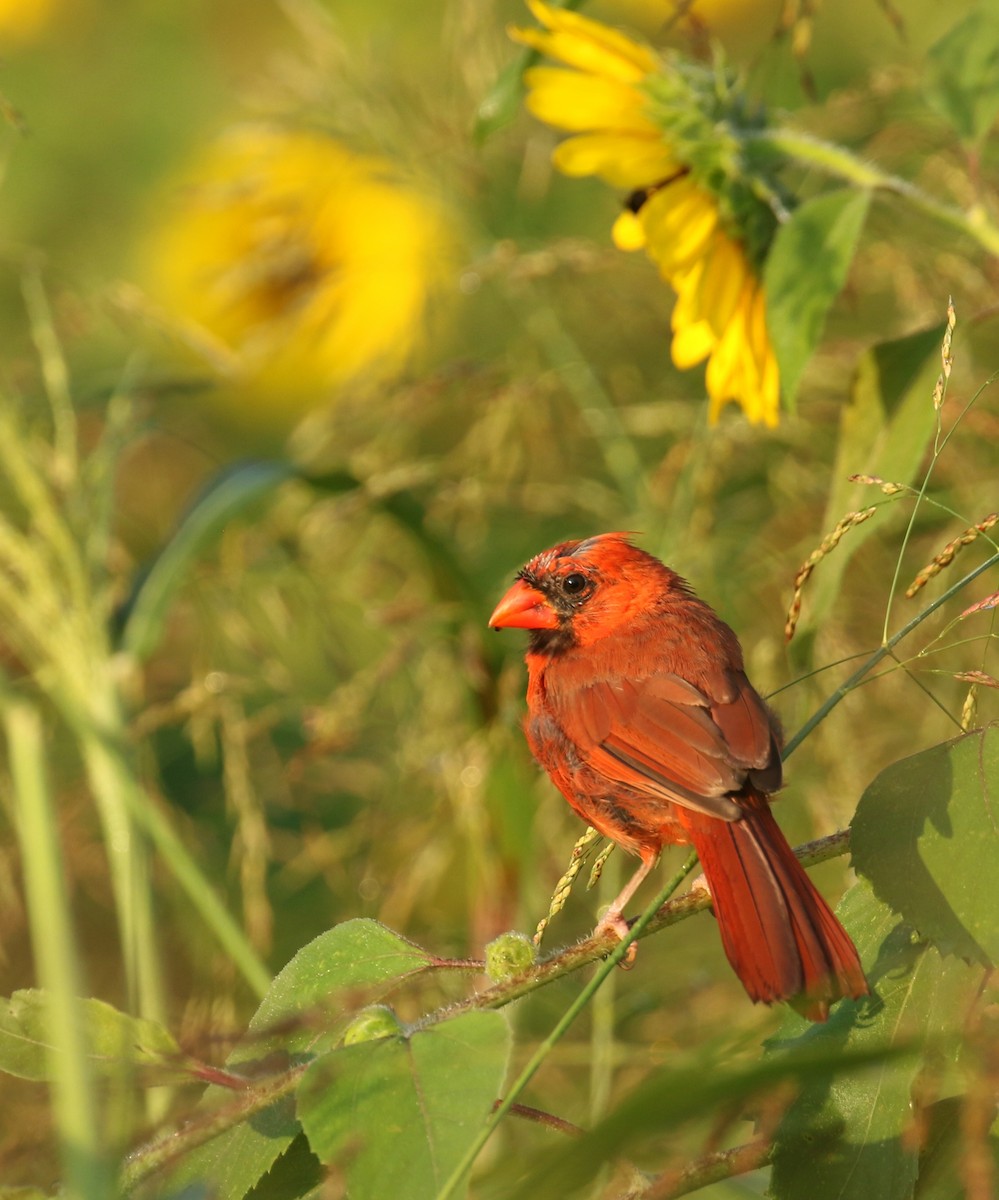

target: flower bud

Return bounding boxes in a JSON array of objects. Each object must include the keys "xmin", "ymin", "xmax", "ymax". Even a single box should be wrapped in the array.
[{"xmin": 485, "ymin": 931, "xmax": 536, "ymax": 981}]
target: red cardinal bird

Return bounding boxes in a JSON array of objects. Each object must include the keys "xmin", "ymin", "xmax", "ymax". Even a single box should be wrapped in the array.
[{"xmin": 489, "ymin": 533, "xmax": 867, "ymax": 1020}]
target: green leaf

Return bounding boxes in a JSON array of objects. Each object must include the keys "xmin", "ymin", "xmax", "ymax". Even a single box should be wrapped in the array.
[
  {"xmin": 162, "ymin": 921, "xmax": 434, "ymax": 1200},
  {"xmin": 851, "ymin": 726, "xmax": 999, "ymax": 965},
  {"xmin": 769, "ymin": 883, "xmax": 982, "ymax": 1200},
  {"xmin": 473, "ymin": 0, "xmax": 587, "ymax": 142},
  {"xmin": 245, "ymin": 1132, "xmax": 322, "ymax": 1200},
  {"xmin": 473, "ymin": 52, "xmax": 532, "ymax": 144},
  {"xmin": 297, "ymin": 1010, "xmax": 510, "ymax": 1200},
  {"xmin": 245, "ymin": 919, "xmax": 433, "ymax": 1059},
  {"xmin": 116, "ymin": 459, "xmax": 299, "ymax": 661},
  {"xmin": 788, "ymin": 321, "xmax": 944, "ymax": 645},
  {"xmin": 511, "ymin": 926, "xmax": 913, "ymax": 1200},
  {"xmin": 926, "ymin": 8, "xmax": 999, "ymax": 147},
  {"xmin": 764, "ymin": 189, "xmax": 871, "ymax": 410},
  {"xmin": 0, "ymin": 989, "xmax": 180, "ymax": 1083}
]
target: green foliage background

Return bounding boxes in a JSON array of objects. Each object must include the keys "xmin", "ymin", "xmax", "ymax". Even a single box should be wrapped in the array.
[{"xmin": 1, "ymin": 0, "xmax": 998, "ymax": 1197}]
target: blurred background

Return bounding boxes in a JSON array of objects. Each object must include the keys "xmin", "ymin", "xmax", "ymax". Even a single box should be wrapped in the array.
[{"xmin": 0, "ymin": 0, "xmax": 997, "ymax": 1193}]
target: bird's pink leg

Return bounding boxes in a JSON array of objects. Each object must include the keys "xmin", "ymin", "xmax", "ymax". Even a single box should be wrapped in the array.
[{"xmin": 594, "ymin": 850, "xmax": 659, "ymax": 945}]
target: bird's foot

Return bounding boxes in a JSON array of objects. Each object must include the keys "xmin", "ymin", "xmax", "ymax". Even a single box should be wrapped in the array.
[
  {"xmin": 594, "ymin": 910, "xmax": 638, "ymax": 968},
  {"xmin": 689, "ymin": 872, "xmax": 710, "ymax": 897}
]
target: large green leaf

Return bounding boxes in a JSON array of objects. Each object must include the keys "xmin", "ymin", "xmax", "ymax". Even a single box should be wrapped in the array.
[
  {"xmin": 851, "ymin": 726, "xmax": 999, "ymax": 966},
  {"xmin": 160, "ymin": 921, "xmax": 434, "ymax": 1200},
  {"xmin": 764, "ymin": 189, "xmax": 871, "ymax": 411},
  {"xmin": 926, "ymin": 7, "xmax": 999, "ymax": 148},
  {"xmin": 769, "ymin": 882, "xmax": 983, "ymax": 1200},
  {"xmin": 243, "ymin": 918, "xmax": 434, "ymax": 1060},
  {"xmin": 298, "ymin": 1010, "xmax": 510, "ymax": 1200},
  {"xmin": 0, "ymin": 990, "xmax": 180, "ymax": 1083},
  {"xmin": 788, "ymin": 320, "xmax": 944, "ymax": 645}
]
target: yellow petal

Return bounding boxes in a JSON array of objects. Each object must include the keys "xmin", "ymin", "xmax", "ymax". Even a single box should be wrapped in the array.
[
  {"xmin": 523, "ymin": 66, "xmax": 660, "ymax": 133},
  {"xmin": 758, "ymin": 346, "xmax": 781, "ymax": 427},
  {"xmin": 612, "ymin": 209, "xmax": 647, "ymax": 251},
  {"xmin": 670, "ymin": 317, "xmax": 714, "ymax": 368},
  {"xmin": 694, "ymin": 232, "xmax": 749, "ymax": 338},
  {"xmin": 669, "ymin": 258, "xmax": 706, "ymax": 314},
  {"xmin": 518, "ymin": 0, "xmax": 659, "ymax": 79},
  {"xmin": 705, "ymin": 298, "xmax": 753, "ymax": 420},
  {"xmin": 747, "ymin": 284, "xmax": 781, "ymax": 425},
  {"xmin": 553, "ymin": 132, "xmax": 678, "ymax": 187},
  {"xmin": 638, "ymin": 180, "xmax": 719, "ymax": 283},
  {"xmin": 669, "ymin": 259, "xmax": 715, "ymax": 367}
]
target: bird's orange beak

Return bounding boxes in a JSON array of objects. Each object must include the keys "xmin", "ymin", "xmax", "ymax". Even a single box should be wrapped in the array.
[{"xmin": 489, "ymin": 579, "xmax": 559, "ymax": 630}]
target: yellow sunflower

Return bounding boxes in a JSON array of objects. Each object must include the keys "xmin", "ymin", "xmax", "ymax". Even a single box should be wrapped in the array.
[
  {"xmin": 139, "ymin": 127, "xmax": 453, "ymax": 429},
  {"xmin": 512, "ymin": 0, "xmax": 780, "ymax": 427}
]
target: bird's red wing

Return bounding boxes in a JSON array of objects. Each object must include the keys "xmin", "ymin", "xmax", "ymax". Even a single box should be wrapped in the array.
[
  {"xmin": 561, "ymin": 673, "xmax": 758, "ymax": 822},
  {"xmin": 708, "ymin": 669, "xmax": 783, "ymax": 791}
]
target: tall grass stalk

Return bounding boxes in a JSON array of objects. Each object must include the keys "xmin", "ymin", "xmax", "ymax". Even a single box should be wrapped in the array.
[{"xmin": 5, "ymin": 697, "xmax": 113, "ymax": 1199}]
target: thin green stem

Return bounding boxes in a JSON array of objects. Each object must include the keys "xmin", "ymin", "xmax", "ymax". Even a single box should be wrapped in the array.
[
  {"xmin": 749, "ymin": 128, "xmax": 999, "ymax": 257},
  {"xmin": 21, "ymin": 262, "xmax": 77, "ymax": 483},
  {"xmin": 433, "ymin": 854, "xmax": 699, "ymax": 1200},
  {"xmin": 880, "ymin": 376, "xmax": 987, "ymax": 644},
  {"xmin": 119, "ymin": 1063, "xmax": 306, "ymax": 1193},
  {"xmin": 649, "ymin": 1137, "xmax": 774, "ymax": 1200},
  {"xmin": 0, "ymin": 406, "xmax": 89, "ymax": 618},
  {"xmin": 83, "ymin": 355, "xmax": 142, "ymax": 588},
  {"xmin": 784, "ymin": 550, "xmax": 999, "ymax": 759},
  {"xmin": 77, "ymin": 715, "xmax": 272, "ymax": 1001},
  {"xmin": 5, "ymin": 697, "xmax": 113, "ymax": 1199},
  {"xmin": 78, "ymin": 711, "xmax": 165, "ymax": 1030},
  {"xmin": 589, "ymin": 858, "xmax": 619, "ymax": 1129}
]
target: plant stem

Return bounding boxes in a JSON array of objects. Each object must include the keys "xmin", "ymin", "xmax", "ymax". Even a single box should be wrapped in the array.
[
  {"xmin": 121, "ymin": 831, "xmax": 851, "ymax": 1194},
  {"xmin": 77, "ymin": 677, "xmax": 166, "ymax": 1031},
  {"xmin": 5, "ymin": 697, "xmax": 113, "ymax": 1199},
  {"xmin": 119, "ymin": 1064, "xmax": 306, "ymax": 1192},
  {"xmin": 647, "ymin": 1137, "xmax": 774, "ymax": 1200},
  {"xmin": 77, "ymin": 711, "xmax": 272, "ymax": 1001},
  {"xmin": 21, "ymin": 262, "xmax": 77, "ymax": 484},
  {"xmin": 433, "ymin": 854, "xmax": 700, "ymax": 1200},
  {"xmin": 783, "ymin": 550, "xmax": 999, "ymax": 759},
  {"xmin": 750, "ymin": 128, "xmax": 999, "ymax": 257}
]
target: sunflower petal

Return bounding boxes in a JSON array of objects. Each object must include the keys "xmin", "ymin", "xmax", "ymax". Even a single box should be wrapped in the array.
[
  {"xmin": 640, "ymin": 181, "xmax": 719, "ymax": 282},
  {"xmin": 523, "ymin": 66, "xmax": 661, "ymax": 134},
  {"xmin": 694, "ymin": 232, "xmax": 749, "ymax": 338},
  {"xmin": 519, "ymin": 0, "xmax": 659, "ymax": 79},
  {"xmin": 612, "ymin": 209, "xmax": 647, "ymax": 251},
  {"xmin": 553, "ymin": 132, "xmax": 678, "ymax": 187},
  {"xmin": 671, "ymin": 317, "xmax": 715, "ymax": 368}
]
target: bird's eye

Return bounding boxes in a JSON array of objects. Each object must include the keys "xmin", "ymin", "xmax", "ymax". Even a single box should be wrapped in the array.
[{"xmin": 561, "ymin": 572, "xmax": 589, "ymax": 595}]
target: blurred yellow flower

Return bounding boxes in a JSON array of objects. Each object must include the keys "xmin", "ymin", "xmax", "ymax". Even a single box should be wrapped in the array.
[
  {"xmin": 513, "ymin": 0, "xmax": 780, "ymax": 427},
  {"xmin": 0, "ymin": 0, "xmax": 61, "ymax": 45},
  {"xmin": 141, "ymin": 127, "xmax": 453, "ymax": 427}
]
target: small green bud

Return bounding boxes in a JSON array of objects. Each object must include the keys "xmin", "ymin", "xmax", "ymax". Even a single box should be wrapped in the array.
[
  {"xmin": 342, "ymin": 1005, "xmax": 403, "ymax": 1046},
  {"xmin": 485, "ymin": 931, "xmax": 536, "ymax": 982}
]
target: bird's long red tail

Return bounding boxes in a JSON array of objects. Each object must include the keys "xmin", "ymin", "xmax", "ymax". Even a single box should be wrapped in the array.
[{"xmin": 684, "ymin": 794, "xmax": 867, "ymax": 1020}]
